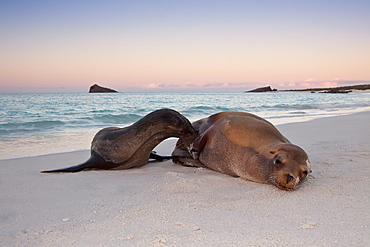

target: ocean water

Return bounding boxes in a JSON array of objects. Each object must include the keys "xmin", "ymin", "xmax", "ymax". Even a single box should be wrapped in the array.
[{"xmin": 1, "ymin": 92, "xmax": 370, "ymax": 159}]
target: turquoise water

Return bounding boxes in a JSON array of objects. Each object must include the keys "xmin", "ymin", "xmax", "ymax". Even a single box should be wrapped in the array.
[{"xmin": 1, "ymin": 92, "xmax": 370, "ymax": 159}]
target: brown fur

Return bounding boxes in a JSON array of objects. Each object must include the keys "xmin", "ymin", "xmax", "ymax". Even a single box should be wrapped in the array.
[
  {"xmin": 172, "ymin": 111, "xmax": 311, "ymax": 190},
  {"xmin": 42, "ymin": 109, "xmax": 197, "ymax": 173}
]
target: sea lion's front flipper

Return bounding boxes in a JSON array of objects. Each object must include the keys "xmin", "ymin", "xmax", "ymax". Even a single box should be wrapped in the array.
[
  {"xmin": 41, "ymin": 155, "xmax": 101, "ymax": 173},
  {"xmin": 190, "ymin": 126, "xmax": 213, "ymax": 159}
]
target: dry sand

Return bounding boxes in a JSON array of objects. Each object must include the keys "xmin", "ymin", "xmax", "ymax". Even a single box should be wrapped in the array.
[{"xmin": 1, "ymin": 112, "xmax": 369, "ymax": 246}]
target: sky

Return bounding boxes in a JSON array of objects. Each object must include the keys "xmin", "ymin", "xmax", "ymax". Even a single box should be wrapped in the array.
[{"xmin": 1, "ymin": 0, "xmax": 370, "ymax": 93}]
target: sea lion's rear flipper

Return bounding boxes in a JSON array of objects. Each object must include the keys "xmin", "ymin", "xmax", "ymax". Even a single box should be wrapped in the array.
[
  {"xmin": 149, "ymin": 151, "xmax": 173, "ymax": 162},
  {"xmin": 150, "ymin": 151, "xmax": 204, "ymax": 167},
  {"xmin": 41, "ymin": 155, "xmax": 101, "ymax": 173}
]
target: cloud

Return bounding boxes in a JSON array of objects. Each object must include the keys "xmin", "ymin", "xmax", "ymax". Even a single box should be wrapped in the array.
[
  {"xmin": 142, "ymin": 83, "xmax": 168, "ymax": 89},
  {"xmin": 184, "ymin": 82, "xmax": 230, "ymax": 88},
  {"xmin": 320, "ymin": 81, "xmax": 340, "ymax": 87},
  {"xmin": 279, "ymin": 80, "xmax": 340, "ymax": 89},
  {"xmin": 304, "ymin": 78, "xmax": 315, "ymax": 82},
  {"xmin": 139, "ymin": 79, "xmax": 370, "ymax": 92},
  {"xmin": 289, "ymin": 78, "xmax": 370, "ymax": 89},
  {"xmin": 141, "ymin": 81, "xmax": 256, "ymax": 90}
]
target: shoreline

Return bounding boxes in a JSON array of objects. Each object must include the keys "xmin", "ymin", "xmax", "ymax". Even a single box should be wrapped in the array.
[
  {"xmin": 1, "ymin": 111, "xmax": 369, "ymax": 246},
  {"xmin": 1, "ymin": 108, "xmax": 370, "ymax": 161},
  {"xmin": 2, "ymin": 91, "xmax": 369, "ymax": 160}
]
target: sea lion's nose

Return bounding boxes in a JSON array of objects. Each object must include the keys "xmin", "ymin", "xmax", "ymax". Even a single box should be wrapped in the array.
[{"xmin": 287, "ymin": 174, "xmax": 295, "ymax": 184}]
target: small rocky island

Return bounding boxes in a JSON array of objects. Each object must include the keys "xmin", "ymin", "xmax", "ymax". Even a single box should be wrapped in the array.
[
  {"xmin": 89, "ymin": 84, "xmax": 118, "ymax": 93},
  {"xmin": 320, "ymin": 89, "xmax": 352, "ymax": 94},
  {"xmin": 245, "ymin": 86, "xmax": 277, "ymax": 93},
  {"xmin": 282, "ymin": 84, "xmax": 370, "ymax": 93}
]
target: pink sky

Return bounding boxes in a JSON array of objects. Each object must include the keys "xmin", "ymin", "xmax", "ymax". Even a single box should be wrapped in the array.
[{"xmin": 1, "ymin": 1, "xmax": 369, "ymax": 93}]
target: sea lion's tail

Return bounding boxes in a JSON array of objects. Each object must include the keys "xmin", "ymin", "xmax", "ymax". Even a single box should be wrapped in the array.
[{"xmin": 41, "ymin": 155, "xmax": 100, "ymax": 173}]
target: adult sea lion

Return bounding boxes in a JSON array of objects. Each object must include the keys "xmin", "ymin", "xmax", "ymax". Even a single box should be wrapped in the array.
[
  {"xmin": 42, "ymin": 109, "xmax": 197, "ymax": 173},
  {"xmin": 172, "ymin": 111, "xmax": 311, "ymax": 190}
]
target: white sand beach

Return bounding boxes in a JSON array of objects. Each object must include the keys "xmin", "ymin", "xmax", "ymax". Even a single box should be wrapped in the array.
[{"xmin": 1, "ymin": 112, "xmax": 369, "ymax": 246}]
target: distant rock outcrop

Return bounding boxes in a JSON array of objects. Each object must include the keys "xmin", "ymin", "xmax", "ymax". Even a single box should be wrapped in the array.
[
  {"xmin": 89, "ymin": 84, "xmax": 118, "ymax": 93},
  {"xmin": 281, "ymin": 84, "xmax": 370, "ymax": 92},
  {"xmin": 320, "ymin": 89, "xmax": 352, "ymax": 94},
  {"xmin": 245, "ymin": 86, "xmax": 277, "ymax": 93}
]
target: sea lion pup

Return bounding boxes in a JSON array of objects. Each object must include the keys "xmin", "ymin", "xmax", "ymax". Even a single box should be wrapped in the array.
[
  {"xmin": 42, "ymin": 109, "xmax": 197, "ymax": 173},
  {"xmin": 172, "ymin": 111, "xmax": 312, "ymax": 190}
]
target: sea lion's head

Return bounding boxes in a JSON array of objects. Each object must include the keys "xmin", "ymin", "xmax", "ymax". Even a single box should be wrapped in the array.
[
  {"xmin": 269, "ymin": 144, "xmax": 311, "ymax": 190},
  {"xmin": 152, "ymin": 109, "xmax": 198, "ymax": 139}
]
